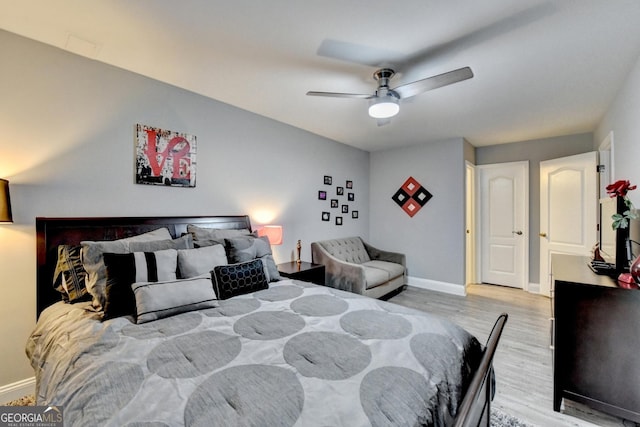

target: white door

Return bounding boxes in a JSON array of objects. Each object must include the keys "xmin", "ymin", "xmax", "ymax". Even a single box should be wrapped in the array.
[
  {"xmin": 539, "ymin": 152, "xmax": 598, "ymax": 296},
  {"xmin": 479, "ymin": 161, "xmax": 529, "ymax": 289}
]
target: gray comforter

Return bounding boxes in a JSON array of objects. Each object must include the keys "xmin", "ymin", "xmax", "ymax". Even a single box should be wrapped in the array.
[{"xmin": 27, "ymin": 279, "xmax": 482, "ymax": 427}]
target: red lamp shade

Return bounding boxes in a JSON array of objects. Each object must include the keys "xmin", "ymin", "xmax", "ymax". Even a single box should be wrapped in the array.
[
  {"xmin": 257, "ymin": 225, "xmax": 282, "ymax": 245},
  {"xmin": 0, "ymin": 179, "xmax": 12, "ymax": 223}
]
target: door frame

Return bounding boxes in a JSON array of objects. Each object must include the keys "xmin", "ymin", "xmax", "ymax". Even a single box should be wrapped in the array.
[
  {"xmin": 477, "ymin": 161, "xmax": 530, "ymax": 291},
  {"xmin": 465, "ymin": 161, "xmax": 477, "ymax": 286},
  {"xmin": 598, "ymin": 131, "xmax": 614, "ymax": 198}
]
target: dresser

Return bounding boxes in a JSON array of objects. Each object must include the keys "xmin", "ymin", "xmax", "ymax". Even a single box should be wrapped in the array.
[{"xmin": 551, "ymin": 254, "xmax": 640, "ymax": 423}]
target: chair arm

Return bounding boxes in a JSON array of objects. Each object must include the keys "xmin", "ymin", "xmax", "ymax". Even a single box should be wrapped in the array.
[
  {"xmin": 362, "ymin": 241, "xmax": 406, "ymax": 268},
  {"xmin": 311, "ymin": 242, "xmax": 367, "ymax": 294}
]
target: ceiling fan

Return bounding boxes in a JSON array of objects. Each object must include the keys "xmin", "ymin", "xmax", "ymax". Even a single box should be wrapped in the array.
[{"xmin": 307, "ymin": 66, "xmax": 473, "ymax": 124}]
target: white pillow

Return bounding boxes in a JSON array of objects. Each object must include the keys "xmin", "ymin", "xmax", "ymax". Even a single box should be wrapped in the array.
[
  {"xmin": 81, "ymin": 227, "xmax": 173, "ymax": 308},
  {"xmin": 178, "ymin": 244, "xmax": 228, "ymax": 278},
  {"xmin": 132, "ymin": 275, "xmax": 217, "ymax": 324}
]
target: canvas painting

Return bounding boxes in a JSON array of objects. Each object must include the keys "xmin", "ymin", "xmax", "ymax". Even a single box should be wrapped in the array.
[{"xmin": 135, "ymin": 124, "xmax": 197, "ymax": 187}]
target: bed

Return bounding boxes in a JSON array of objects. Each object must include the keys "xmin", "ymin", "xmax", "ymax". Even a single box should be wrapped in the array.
[{"xmin": 28, "ymin": 215, "xmax": 507, "ymax": 427}]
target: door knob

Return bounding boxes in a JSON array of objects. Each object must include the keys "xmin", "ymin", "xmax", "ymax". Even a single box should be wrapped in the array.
[
  {"xmin": 512, "ymin": 231, "xmax": 523, "ymax": 235},
  {"xmin": 539, "ymin": 232, "xmax": 547, "ymax": 237}
]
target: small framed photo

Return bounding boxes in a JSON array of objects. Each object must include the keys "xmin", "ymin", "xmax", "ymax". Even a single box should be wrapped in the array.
[
  {"xmin": 348, "ymin": 193, "xmax": 354, "ymax": 201},
  {"xmin": 318, "ymin": 190, "xmax": 327, "ymax": 200},
  {"xmin": 342, "ymin": 204, "xmax": 349, "ymax": 213},
  {"xmin": 335, "ymin": 216, "xmax": 343, "ymax": 225},
  {"xmin": 324, "ymin": 175, "xmax": 332, "ymax": 185},
  {"xmin": 331, "ymin": 199, "xmax": 339, "ymax": 208},
  {"xmin": 336, "ymin": 186, "xmax": 344, "ymax": 195},
  {"xmin": 322, "ymin": 212, "xmax": 330, "ymax": 221},
  {"xmin": 346, "ymin": 180, "xmax": 353, "ymax": 189},
  {"xmin": 352, "ymin": 210, "xmax": 359, "ymax": 219}
]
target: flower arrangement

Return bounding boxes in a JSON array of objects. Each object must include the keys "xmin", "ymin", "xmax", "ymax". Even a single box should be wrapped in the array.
[{"xmin": 606, "ymin": 179, "xmax": 637, "ymax": 229}]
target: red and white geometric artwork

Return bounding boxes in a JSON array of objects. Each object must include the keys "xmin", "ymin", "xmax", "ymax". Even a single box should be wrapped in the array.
[{"xmin": 391, "ymin": 176, "xmax": 433, "ymax": 217}]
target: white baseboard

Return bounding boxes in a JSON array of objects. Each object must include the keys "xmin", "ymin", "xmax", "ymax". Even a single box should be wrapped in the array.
[
  {"xmin": 0, "ymin": 377, "xmax": 35, "ymax": 404},
  {"xmin": 407, "ymin": 276, "xmax": 467, "ymax": 296},
  {"xmin": 527, "ymin": 282, "xmax": 541, "ymax": 294}
]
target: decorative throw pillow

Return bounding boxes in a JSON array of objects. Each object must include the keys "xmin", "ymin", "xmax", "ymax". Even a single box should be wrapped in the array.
[
  {"xmin": 81, "ymin": 227, "xmax": 173, "ymax": 309},
  {"xmin": 187, "ymin": 225, "xmax": 251, "ymax": 242},
  {"xmin": 103, "ymin": 248, "xmax": 178, "ymax": 320},
  {"xmin": 52, "ymin": 245, "xmax": 91, "ymax": 303},
  {"xmin": 211, "ymin": 259, "xmax": 268, "ymax": 300},
  {"xmin": 177, "ymin": 244, "xmax": 228, "ymax": 278},
  {"xmin": 132, "ymin": 275, "xmax": 217, "ymax": 324},
  {"xmin": 128, "ymin": 234, "xmax": 193, "ymax": 252},
  {"xmin": 225, "ymin": 235, "xmax": 282, "ymax": 282}
]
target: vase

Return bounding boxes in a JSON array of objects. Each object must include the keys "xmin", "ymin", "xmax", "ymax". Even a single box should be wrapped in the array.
[{"xmin": 615, "ymin": 196, "xmax": 630, "ymax": 272}]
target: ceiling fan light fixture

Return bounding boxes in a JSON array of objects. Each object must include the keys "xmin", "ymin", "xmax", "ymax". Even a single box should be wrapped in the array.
[{"xmin": 368, "ymin": 95, "xmax": 399, "ymax": 119}]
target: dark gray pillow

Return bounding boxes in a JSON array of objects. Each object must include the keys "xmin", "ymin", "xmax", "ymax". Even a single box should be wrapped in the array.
[
  {"xmin": 128, "ymin": 234, "xmax": 193, "ymax": 252},
  {"xmin": 132, "ymin": 275, "xmax": 217, "ymax": 324},
  {"xmin": 225, "ymin": 235, "xmax": 281, "ymax": 282},
  {"xmin": 53, "ymin": 245, "xmax": 91, "ymax": 303},
  {"xmin": 187, "ymin": 225, "xmax": 251, "ymax": 241},
  {"xmin": 211, "ymin": 259, "xmax": 268, "ymax": 300}
]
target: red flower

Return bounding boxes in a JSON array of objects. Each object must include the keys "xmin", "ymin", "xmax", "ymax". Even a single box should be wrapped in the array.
[{"xmin": 606, "ymin": 180, "xmax": 637, "ymax": 198}]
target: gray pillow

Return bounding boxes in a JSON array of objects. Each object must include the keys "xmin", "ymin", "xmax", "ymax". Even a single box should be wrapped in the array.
[
  {"xmin": 81, "ymin": 227, "xmax": 173, "ymax": 309},
  {"xmin": 133, "ymin": 275, "xmax": 217, "ymax": 324},
  {"xmin": 177, "ymin": 244, "xmax": 228, "ymax": 278},
  {"xmin": 129, "ymin": 234, "xmax": 193, "ymax": 252},
  {"xmin": 225, "ymin": 235, "xmax": 281, "ymax": 282},
  {"xmin": 187, "ymin": 224, "xmax": 251, "ymax": 241}
]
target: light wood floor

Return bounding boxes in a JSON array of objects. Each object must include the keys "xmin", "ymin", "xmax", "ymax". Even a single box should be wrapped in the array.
[{"xmin": 388, "ymin": 284, "xmax": 637, "ymax": 427}]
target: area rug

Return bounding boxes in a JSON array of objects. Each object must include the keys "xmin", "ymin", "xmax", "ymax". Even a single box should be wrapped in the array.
[
  {"xmin": 2, "ymin": 394, "xmax": 35, "ymax": 406},
  {"xmin": 491, "ymin": 407, "xmax": 534, "ymax": 427}
]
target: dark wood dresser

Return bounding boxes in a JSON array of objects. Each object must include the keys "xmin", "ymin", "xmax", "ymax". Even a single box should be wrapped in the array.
[{"xmin": 551, "ymin": 254, "xmax": 640, "ymax": 423}]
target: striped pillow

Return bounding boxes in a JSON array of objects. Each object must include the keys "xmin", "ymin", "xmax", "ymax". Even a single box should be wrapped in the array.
[
  {"xmin": 103, "ymin": 249, "xmax": 178, "ymax": 320},
  {"xmin": 132, "ymin": 275, "xmax": 217, "ymax": 324}
]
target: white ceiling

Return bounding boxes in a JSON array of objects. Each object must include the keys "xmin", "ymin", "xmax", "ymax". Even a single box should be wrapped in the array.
[{"xmin": 2, "ymin": 0, "xmax": 640, "ymax": 151}]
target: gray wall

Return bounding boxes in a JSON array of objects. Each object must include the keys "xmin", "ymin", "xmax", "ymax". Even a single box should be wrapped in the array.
[
  {"xmin": 475, "ymin": 133, "xmax": 594, "ymax": 284},
  {"xmin": 0, "ymin": 30, "xmax": 369, "ymax": 386},
  {"xmin": 595, "ymin": 52, "xmax": 640, "ymax": 208},
  {"xmin": 370, "ymin": 138, "xmax": 466, "ymax": 287}
]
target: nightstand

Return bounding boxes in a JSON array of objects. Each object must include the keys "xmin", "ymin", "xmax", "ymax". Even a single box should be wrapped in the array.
[{"xmin": 277, "ymin": 261, "xmax": 325, "ymax": 286}]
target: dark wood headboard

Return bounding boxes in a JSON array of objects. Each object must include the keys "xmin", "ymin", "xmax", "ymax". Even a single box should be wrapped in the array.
[{"xmin": 35, "ymin": 215, "xmax": 252, "ymax": 318}]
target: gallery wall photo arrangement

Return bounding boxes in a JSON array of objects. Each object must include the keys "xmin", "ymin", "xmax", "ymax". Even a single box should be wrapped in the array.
[
  {"xmin": 319, "ymin": 175, "xmax": 359, "ymax": 225},
  {"xmin": 135, "ymin": 123, "xmax": 197, "ymax": 187}
]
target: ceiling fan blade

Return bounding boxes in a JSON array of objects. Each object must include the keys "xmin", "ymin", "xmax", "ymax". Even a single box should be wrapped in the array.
[
  {"xmin": 392, "ymin": 67, "xmax": 474, "ymax": 99},
  {"xmin": 306, "ymin": 91, "xmax": 372, "ymax": 99}
]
